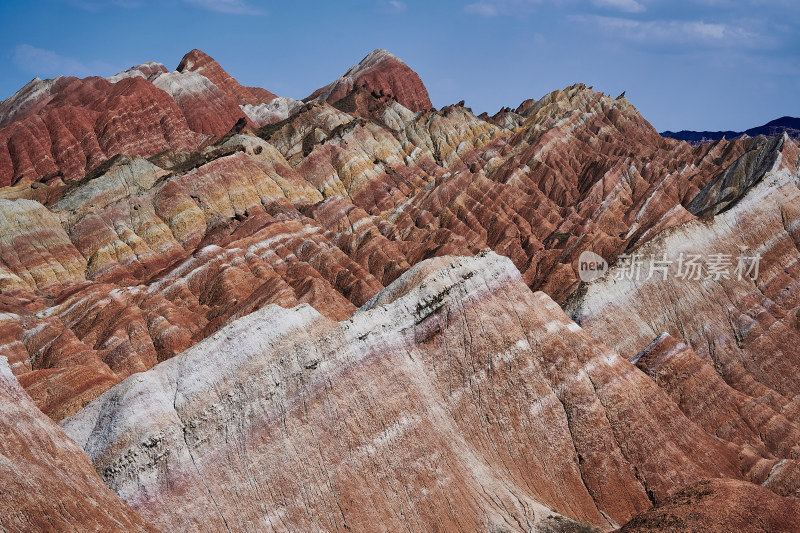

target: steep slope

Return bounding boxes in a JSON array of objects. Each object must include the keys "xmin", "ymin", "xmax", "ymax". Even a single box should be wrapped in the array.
[
  {"xmin": 0, "ymin": 77, "xmax": 62, "ymax": 129},
  {"xmin": 62, "ymin": 252, "xmax": 759, "ymax": 532},
  {"xmin": 305, "ymin": 49, "xmax": 433, "ymax": 112},
  {"xmin": 150, "ymin": 69, "xmax": 246, "ymax": 137},
  {"xmin": 0, "ymin": 78, "xmax": 785, "ymax": 421},
  {"xmin": 569, "ymin": 134, "xmax": 800, "ymax": 405},
  {"xmin": 177, "ymin": 49, "xmax": 277, "ymax": 106},
  {"xmin": 0, "ymin": 75, "xmax": 204, "ymax": 184},
  {"xmin": 0, "ymin": 49, "xmax": 286, "ymax": 186},
  {"xmin": 0, "ymin": 356, "xmax": 157, "ymax": 532},
  {"xmin": 2, "ymin": 48, "xmax": 800, "ymax": 532},
  {"xmin": 568, "ymin": 136, "xmax": 800, "ymax": 497},
  {"xmin": 620, "ymin": 479, "xmax": 800, "ymax": 532}
]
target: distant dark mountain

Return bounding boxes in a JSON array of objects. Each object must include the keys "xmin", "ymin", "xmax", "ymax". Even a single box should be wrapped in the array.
[{"xmin": 662, "ymin": 116, "xmax": 800, "ymax": 145}]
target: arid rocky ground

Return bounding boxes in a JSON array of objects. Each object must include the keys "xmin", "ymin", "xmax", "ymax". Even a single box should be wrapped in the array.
[{"xmin": 1, "ymin": 49, "xmax": 799, "ymax": 532}]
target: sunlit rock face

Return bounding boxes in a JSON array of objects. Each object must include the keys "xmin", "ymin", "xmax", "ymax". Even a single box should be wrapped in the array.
[
  {"xmin": 241, "ymin": 97, "xmax": 304, "ymax": 127},
  {"xmin": 305, "ymin": 49, "xmax": 433, "ymax": 112},
  {"xmin": 569, "ymin": 137, "xmax": 800, "ymax": 464},
  {"xmin": 59, "ymin": 252, "xmax": 738, "ymax": 531},
  {"xmin": 150, "ymin": 70, "xmax": 246, "ymax": 137},
  {"xmin": 0, "ymin": 75, "xmax": 204, "ymax": 184},
  {"xmin": 2, "ymin": 48, "xmax": 800, "ymax": 532},
  {"xmin": 0, "ymin": 49, "xmax": 280, "ymax": 185},
  {"xmin": 177, "ymin": 48, "xmax": 277, "ymax": 106}
]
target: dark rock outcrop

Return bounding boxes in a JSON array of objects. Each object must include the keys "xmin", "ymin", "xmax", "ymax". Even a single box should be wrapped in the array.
[{"xmin": 661, "ymin": 115, "xmax": 800, "ymax": 145}]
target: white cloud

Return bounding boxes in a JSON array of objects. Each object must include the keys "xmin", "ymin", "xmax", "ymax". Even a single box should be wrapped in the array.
[
  {"xmin": 573, "ymin": 15, "xmax": 759, "ymax": 46},
  {"xmin": 182, "ymin": 0, "xmax": 265, "ymax": 15},
  {"xmin": 377, "ymin": 0, "xmax": 407, "ymax": 12},
  {"xmin": 465, "ymin": 1, "xmax": 501, "ymax": 16},
  {"xmin": 11, "ymin": 45, "xmax": 117, "ymax": 78},
  {"xmin": 592, "ymin": 0, "xmax": 645, "ymax": 13}
]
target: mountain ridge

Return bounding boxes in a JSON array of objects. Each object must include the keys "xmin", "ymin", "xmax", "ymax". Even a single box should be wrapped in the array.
[
  {"xmin": 661, "ymin": 115, "xmax": 800, "ymax": 144},
  {"xmin": 1, "ymin": 48, "xmax": 800, "ymax": 533}
]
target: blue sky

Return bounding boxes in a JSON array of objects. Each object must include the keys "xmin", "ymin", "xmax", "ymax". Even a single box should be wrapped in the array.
[{"xmin": 1, "ymin": 0, "xmax": 798, "ymax": 131}]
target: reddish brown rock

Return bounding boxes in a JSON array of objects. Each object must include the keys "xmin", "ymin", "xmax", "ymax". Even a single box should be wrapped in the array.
[
  {"xmin": 571, "ymin": 137, "xmax": 800, "ymax": 424},
  {"xmin": 0, "ymin": 75, "xmax": 787, "ymax": 429},
  {"xmin": 306, "ymin": 49, "xmax": 433, "ymax": 112},
  {"xmin": 152, "ymin": 70, "xmax": 246, "ymax": 137},
  {"xmin": 0, "ymin": 75, "xmax": 203, "ymax": 184},
  {"xmin": 0, "ymin": 50, "xmax": 286, "ymax": 186},
  {"xmin": 0, "ymin": 356, "xmax": 156, "ymax": 532},
  {"xmin": 177, "ymin": 49, "xmax": 277, "ymax": 106},
  {"xmin": 61, "ymin": 253, "xmax": 767, "ymax": 532},
  {"xmin": 634, "ymin": 333, "xmax": 800, "ymax": 463},
  {"xmin": 1, "ymin": 49, "xmax": 800, "ymax": 533},
  {"xmin": 619, "ymin": 478, "xmax": 800, "ymax": 532}
]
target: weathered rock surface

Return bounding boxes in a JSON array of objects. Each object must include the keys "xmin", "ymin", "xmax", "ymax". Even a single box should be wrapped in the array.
[
  {"xmin": 568, "ymin": 138, "xmax": 800, "ymax": 503},
  {"xmin": 0, "ymin": 77, "xmax": 62, "ymax": 129},
  {"xmin": 0, "ymin": 198, "xmax": 87, "ymax": 295},
  {"xmin": 569, "ymin": 136, "xmax": 800, "ymax": 426},
  {"xmin": 619, "ymin": 478, "xmax": 800, "ymax": 532},
  {"xmin": 2, "ymin": 48, "xmax": 800, "ymax": 532},
  {"xmin": 0, "ymin": 356, "xmax": 157, "ymax": 532},
  {"xmin": 686, "ymin": 133, "xmax": 786, "ymax": 216},
  {"xmin": 151, "ymin": 69, "xmax": 246, "ymax": 137},
  {"xmin": 0, "ymin": 65, "xmax": 793, "ymax": 425},
  {"xmin": 177, "ymin": 49, "xmax": 277, "ymax": 106},
  {"xmin": 0, "ymin": 49, "xmax": 283, "ymax": 186},
  {"xmin": 241, "ymin": 96, "xmax": 304, "ymax": 127},
  {"xmin": 107, "ymin": 61, "xmax": 169, "ymax": 83},
  {"xmin": 0, "ymin": 75, "xmax": 203, "ymax": 184},
  {"xmin": 306, "ymin": 49, "xmax": 433, "ymax": 112},
  {"xmin": 62, "ymin": 252, "xmax": 755, "ymax": 532}
]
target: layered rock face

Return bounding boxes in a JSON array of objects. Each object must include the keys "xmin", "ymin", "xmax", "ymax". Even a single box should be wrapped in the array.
[
  {"xmin": 565, "ymin": 138, "xmax": 800, "ymax": 507},
  {"xmin": 56, "ymin": 253, "xmax": 733, "ymax": 531},
  {"xmin": 178, "ymin": 49, "xmax": 278, "ymax": 106},
  {"xmin": 1, "ymin": 73, "xmax": 774, "ymax": 423},
  {"xmin": 305, "ymin": 49, "xmax": 433, "ymax": 112},
  {"xmin": 0, "ymin": 356, "xmax": 156, "ymax": 532},
  {"xmin": 0, "ymin": 49, "xmax": 283, "ymax": 185},
  {"xmin": 2, "ymin": 48, "xmax": 800, "ymax": 531},
  {"xmin": 0, "ymin": 75, "xmax": 203, "ymax": 185}
]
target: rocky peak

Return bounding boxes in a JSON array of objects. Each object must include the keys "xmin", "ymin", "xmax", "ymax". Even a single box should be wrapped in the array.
[
  {"xmin": 107, "ymin": 61, "xmax": 169, "ymax": 84},
  {"xmin": 176, "ymin": 48, "xmax": 214, "ymax": 74},
  {"xmin": 342, "ymin": 48, "xmax": 400, "ymax": 77},
  {"xmin": 0, "ymin": 76, "xmax": 62, "ymax": 128},
  {"xmin": 306, "ymin": 48, "xmax": 433, "ymax": 112},
  {"xmin": 2, "ymin": 45, "xmax": 800, "ymax": 532},
  {"xmin": 177, "ymin": 49, "xmax": 277, "ymax": 105}
]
